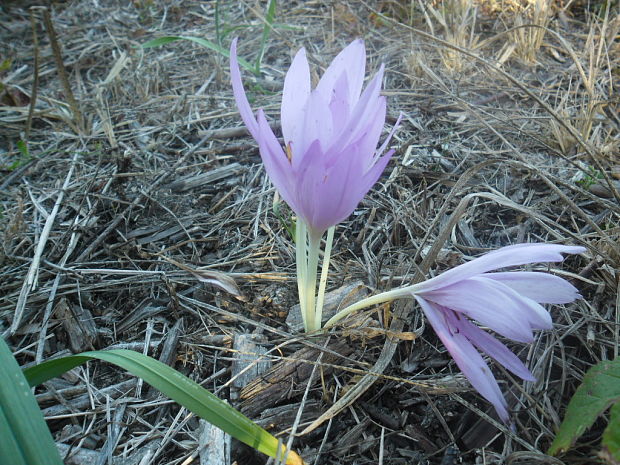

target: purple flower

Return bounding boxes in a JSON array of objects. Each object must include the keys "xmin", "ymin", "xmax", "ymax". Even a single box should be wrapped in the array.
[
  {"xmin": 230, "ymin": 39, "xmax": 400, "ymax": 235},
  {"xmin": 410, "ymin": 243, "xmax": 585, "ymax": 423}
]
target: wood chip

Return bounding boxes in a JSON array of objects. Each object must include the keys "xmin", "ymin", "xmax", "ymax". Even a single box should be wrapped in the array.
[
  {"xmin": 239, "ymin": 340, "xmax": 353, "ymax": 417},
  {"xmin": 198, "ymin": 419, "xmax": 231, "ymax": 465},
  {"xmin": 166, "ymin": 163, "xmax": 242, "ymax": 192},
  {"xmin": 231, "ymin": 333, "xmax": 271, "ymax": 401},
  {"xmin": 55, "ymin": 297, "xmax": 98, "ymax": 353}
]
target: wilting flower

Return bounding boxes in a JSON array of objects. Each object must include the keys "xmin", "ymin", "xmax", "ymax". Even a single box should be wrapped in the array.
[
  {"xmin": 230, "ymin": 38, "xmax": 400, "ymax": 235},
  {"xmin": 409, "ymin": 243, "xmax": 585, "ymax": 423}
]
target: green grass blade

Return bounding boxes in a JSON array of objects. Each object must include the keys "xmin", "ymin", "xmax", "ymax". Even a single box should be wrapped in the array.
[
  {"xmin": 0, "ymin": 337, "xmax": 64, "ymax": 465},
  {"xmin": 255, "ymin": 0, "xmax": 277, "ymax": 73},
  {"xmin": 140, "ymin": 36, "xmax": 182, "ymax": 48},
  {"xmin": 142, "ymin": 36, "xmax": 257, "ymax": 74},
  {"xmin": 23, "ymin": 349, "xmax": 303, "ymax": 464},
  {"xmin": 215, "ymin": 0, "xmax": 222, "ymax": 46},
  {"xmin": 271, "ymin": 23, "xmax": 303, "ymax": 31}
]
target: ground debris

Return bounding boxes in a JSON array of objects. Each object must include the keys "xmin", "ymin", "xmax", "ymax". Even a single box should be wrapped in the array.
[
  {"xmin": 1, "ymin": 1, "xmax": 618, "ymax": 464},
  {"xmin": 240, "ymin": 340, "xmax": 354, "ymax": 417}
]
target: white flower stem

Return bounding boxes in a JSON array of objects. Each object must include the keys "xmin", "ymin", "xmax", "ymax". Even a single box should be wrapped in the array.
[
  {"xmin": 303, "ymin": 230, "xmax": 322, "ymax": 332},
  {"xmin": 323, "ymin": 287, "xmax": 413, "ymax": 328},
  {"xmin": 295, "ymin": 218, "xmax": 308, "ymax": 331},
  {"xmin": 295, "ymin": 218, "xmax": 323, "ymax": 332},
  {"xmin": 314, "ymin": 226, "xmax": 335, "ymax": 330}
]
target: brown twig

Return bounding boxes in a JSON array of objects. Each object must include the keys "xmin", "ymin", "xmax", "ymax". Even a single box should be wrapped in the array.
[
  {"xmin": 37, "ymin": 6, "xmax": 83, "ymax": 133},
  {"xmin": 25, "ymin": 8, "xmax": 40, "ymax": 141}
]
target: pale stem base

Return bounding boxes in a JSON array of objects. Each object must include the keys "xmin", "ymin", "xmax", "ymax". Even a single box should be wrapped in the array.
[{"xmin": 295, "ymin": 219, "xmax": 336, "ymax": 332}]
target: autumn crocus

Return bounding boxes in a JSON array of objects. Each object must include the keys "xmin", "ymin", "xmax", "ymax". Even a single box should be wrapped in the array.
[
  {"xmin": 325, "ymin": 243, "xmax": 586, "ymax": 422},
  {"xmin": 231, "ymin": 38, "xmax": 400, "ymax": 331}
]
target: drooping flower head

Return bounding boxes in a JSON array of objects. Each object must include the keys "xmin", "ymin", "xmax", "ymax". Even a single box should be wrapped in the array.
[
  {"xmin": 230, "ymin": 39, "xmax": 400, "ymax": 236},
  {"xmin": 410, "ymin": 243, "xmax": 585, "ymax": 423}
]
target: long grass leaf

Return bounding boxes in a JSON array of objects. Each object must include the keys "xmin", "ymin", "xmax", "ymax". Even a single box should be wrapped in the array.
[
  {"xmin": 255, "ymin": 0, "xmax": 277, "ymax": 73},
  {"xmin": 0, "ymin": 337, "xmax": 63, "ymax": 465},
  {"xmin": 142, "ymin": 36, "xmax": 256, "ymax": 74},
  {"xmin": 23, "ymin": 349, "xmax": 304, "ymax": 464}
]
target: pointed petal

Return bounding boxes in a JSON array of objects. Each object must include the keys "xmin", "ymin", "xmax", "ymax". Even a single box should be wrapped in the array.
[
  {"xmin": 514, "ymin": 295, "xmax": 552, "ymax": 330},
  {"xmin": 281, "ymin": 47, "xmax": 311, "ymax": 146},
  {"xmin": 317, "ymin": 145, "xmax": 366, "ymax": 229},
  {"xmin": 293, "ymin": 89, "xmax": 333, "ymax": 168},
  {"xmin": 476, "ymin": 276, "xmax": 554, "ymax": 330},
  {"xmin": 316, "ymin": 39, "xmax": 366, "ymax": 106},
  {"xmin": 256, "ymin": 110, "xmax": 298, "ymax": 212},
  {"xmin": 304, "ymin": 90, "xmax": 333, "ymax": 152},
  {"xmin": 328, "ymin": 72, "xmax": 351, "ymax": 137},
  {"xmin": 295, "ymin": 139, "xmax": 365, "ymax": 232},
  {"xmin": 416, "ymin": 244, "xmax": 586, "ymax": 292},
  {"xmin": 357, "ymin": 148, "xmax": 393, "ymax": 197},
  {"xmin": 296, "ymin": 137, "xmax": 392, "ymax": 232},
  {"xmin": 422, "ymin": 277, "xmax": 536, "ymax": 342},
  {"xmin": 230, "ymin": 38, "xmax": 259, "ymax": 139},
  {"xmin": 371, "ymin": 112, "xmax": 403, "ymax": 168},
  {"xmin": 355, "ymin": 96, "xmax": 386, "ymax": 170},
  {"xmin": 484, "ymin": 271, "xmax": 582, "ymax": 304},
  {"xmin": 327, "ymin": 64, "xmax": 385, "ymax": 156},
  {"xmin": 416, "ymin": 297, "xmax": 510, "ymax": 423},
  {"xmin": 294, "ymin": 139, "xmax": 327, "ymax": 230},
  {"xmin": 455, "ymin": 315, "xmax": 536, "ymax": 381}
]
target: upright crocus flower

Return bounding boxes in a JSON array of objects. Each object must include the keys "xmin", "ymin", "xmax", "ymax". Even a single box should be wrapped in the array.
[
  {"xmin": 326, "ymin": 243, "xmax": 586, "ymax": 422},
  {"xmin": 230, "ymin": 38, "xmax": 399, "ymax": 236},
  {"xmin": 230, "ymin": 38, "xmax": 400, "ymax": 332}
]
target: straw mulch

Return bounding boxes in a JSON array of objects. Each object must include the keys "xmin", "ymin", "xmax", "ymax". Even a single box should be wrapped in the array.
[{"xmin": 1, "ymin": 1, "xmax": 618, "ymax": 464}]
